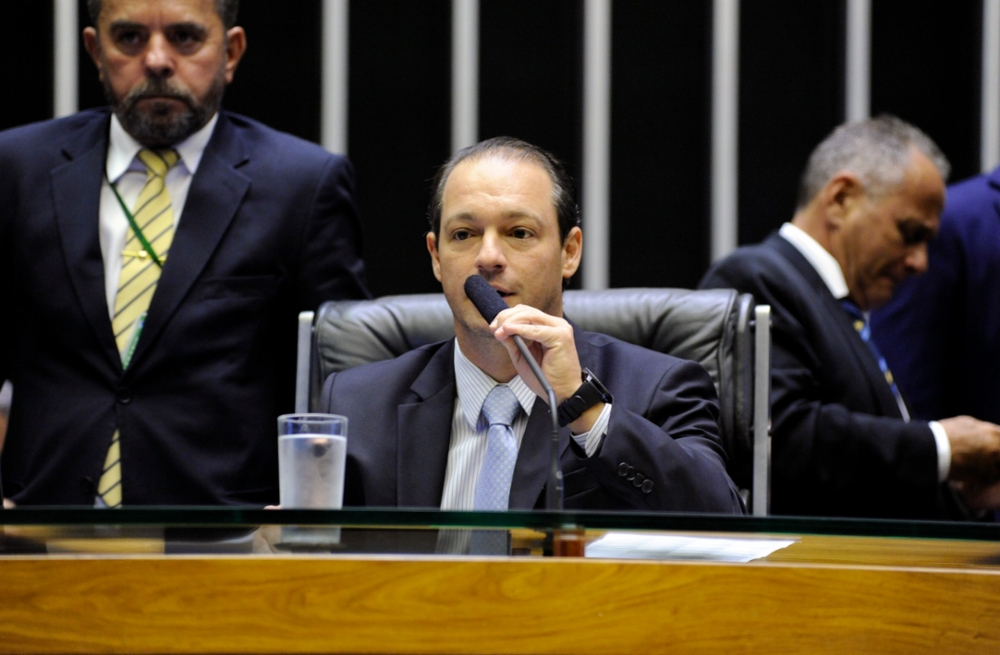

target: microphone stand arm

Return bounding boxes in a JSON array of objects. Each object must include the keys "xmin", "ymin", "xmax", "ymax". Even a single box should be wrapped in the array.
[{"xmin": 511, "ymin": 336, "xmax": 563, "ymax": 511}]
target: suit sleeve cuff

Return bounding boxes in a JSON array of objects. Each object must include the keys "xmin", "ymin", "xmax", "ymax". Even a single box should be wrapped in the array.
[
  {"xmin": 929, "ymin": 421, "xmax": 951, "ymax": 482},
  {"xmin": 571, "ymin": 402, "xmax": 612, "ymax": 457}
]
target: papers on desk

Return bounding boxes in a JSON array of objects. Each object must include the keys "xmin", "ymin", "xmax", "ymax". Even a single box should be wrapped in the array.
[{"xmin": 585, "ymin": 532, "xmax": 796, "ymax": 562}]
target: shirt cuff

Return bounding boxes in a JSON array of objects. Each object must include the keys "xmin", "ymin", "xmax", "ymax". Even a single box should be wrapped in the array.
[
  {"xmin": 571, "ymin": 402, "xmax": 612, "ymax": 457},
  {"xmin": 929, "ymin": 421, "xmax": 951, "ymax": 483}
]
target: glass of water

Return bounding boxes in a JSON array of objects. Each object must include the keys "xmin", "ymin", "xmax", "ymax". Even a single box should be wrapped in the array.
[{"xmin": 277, "ymin": 413, "xmax": 348, "ymax": 509}]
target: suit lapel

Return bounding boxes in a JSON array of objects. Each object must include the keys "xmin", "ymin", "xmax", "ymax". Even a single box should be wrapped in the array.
[
  {"xmin": 396, "ymin": 341, "xmax": 458, "ymax": 507},
  {"xmin": 508, "ymin": 402, "xmax": 572, "ymax": 509},
  {"xmin": 50, "ymin": 114, "xmax": 121, "ymax": 370},
  {"xmin": 128, "ymin": 113, "xmax": 251, "ymax": 368},
  {"xmin": 768, "ymin": 235, "xmax": 902, "ymax": 417}
]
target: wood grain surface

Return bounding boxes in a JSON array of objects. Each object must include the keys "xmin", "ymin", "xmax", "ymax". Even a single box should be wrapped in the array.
[{"xmin": 2, "ymin": 541, "xmax": 999, "ymax": 655}]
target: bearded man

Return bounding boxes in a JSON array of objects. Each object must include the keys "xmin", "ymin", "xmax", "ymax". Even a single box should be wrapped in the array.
[{"xmin": 0, "ymin": 0, "xmax": 369, "ymax": 506}]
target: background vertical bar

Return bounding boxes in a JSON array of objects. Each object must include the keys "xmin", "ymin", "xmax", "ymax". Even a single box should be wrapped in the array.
[
  {"xmin": 451, "ymin": 0, "xmax": 479, "ymax": 153},
  {"xmin": 53, "ymin": 0, "xmax": 77, "ymax": 118},
  {"xmin": 583, "ymin": 0, "xmax": 611, "ymax": 290},
  {"xmin": 845, "ymin": 0, "xmax": 870, "ymax": 122},
  {"xmin": 983, "ymin": 0, "xmax": 1000, "ymax": 172},
  {"xmin": 322, "ymin": 0, "xmax": 350, "ymax": 154},
  {"xmin": 712, "ymin": 0, "xmax": 739, "ymax": 260}
]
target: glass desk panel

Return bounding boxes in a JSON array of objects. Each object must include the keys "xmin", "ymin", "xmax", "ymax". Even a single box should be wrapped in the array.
[{"xmin": 2, "ymin": 507, "xmax": 999, "ymax": 566}]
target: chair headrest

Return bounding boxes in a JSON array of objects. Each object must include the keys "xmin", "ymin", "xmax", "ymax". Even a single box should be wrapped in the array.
[{"xmin": 315, "ymin": 287, "xmax": 742, "ymax": 390}]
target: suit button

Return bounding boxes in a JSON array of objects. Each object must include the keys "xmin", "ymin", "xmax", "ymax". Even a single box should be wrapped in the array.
[
  {"xmin": 117, "ymin": 388, "xmax": 131, "ymax": 404},
  {"xmin": 80, "ymin": 477, "xmax": 95, "ymax": 494},
  {"xmin": 617, "ymin": 463, "xmax": 629, "ymax": 477},
  {"xmin": 626, "ymin": 466, "xmax": 636, "ymax": 481},
  {"xmin": 633, "ymin": 473, "xmax": 645, "ymax": 488},
  {"xmin": 641, "ymin": 479, "xmax": 654, "ymax": 494}
]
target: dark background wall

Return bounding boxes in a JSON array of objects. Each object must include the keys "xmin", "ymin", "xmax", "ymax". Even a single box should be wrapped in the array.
[
  {"xmin": 610, "ymin": 1, "xmax": 712, "ymax": 289},
  {"xmin": 738, "ymin": 0, "xmax": 846, "ymax": 246},
  {"xmin": 0, "ymin": 0, "xmax": 986, "ymax": 297}
]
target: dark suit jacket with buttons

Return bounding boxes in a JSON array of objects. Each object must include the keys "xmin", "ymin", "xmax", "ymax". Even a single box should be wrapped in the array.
[
  {"xmin": 0, "ymin": 108, "xmax": 369, "ymax": 505},
  {"xmin": 320, "ymin": 327, "xmax": 745, "ymax": 513},
  {"xmin": 871, "ymin": 166, "xmax": 1000, "ymax": 424},
  {"xmin": 699, "ymin": 233, "xmax": 960, "ymax": 519}
]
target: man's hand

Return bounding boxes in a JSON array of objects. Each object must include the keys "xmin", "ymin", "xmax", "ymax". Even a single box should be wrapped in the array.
[
  {"xmin": 492, "ymin": 305, "xmax": 582, "ymax": 401},
  {"xmin": 491, "ymin": 305, "xmax": 604, "ymax": 434},
  {"xmin": 3, "ymin": 498, "xmax": 14, "ymax": 509},
  {"xmin": 940, "ymin": 416, "xmax": 1000, "ymax": 485},
  {"xmin": 952, "ymin": 479, "xmax": 1000, "ymax": 512}
]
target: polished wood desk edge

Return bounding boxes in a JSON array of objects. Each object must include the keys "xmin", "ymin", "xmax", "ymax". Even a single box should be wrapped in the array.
[
  {"xmin": 3, "ymin": 551, "xmax": 1000, "ymax": 574},
  {"xmin": 3, "ymin": 552, "xmax": 999, "ymax": 655}
]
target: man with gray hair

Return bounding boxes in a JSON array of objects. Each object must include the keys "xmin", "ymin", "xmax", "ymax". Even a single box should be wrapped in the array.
[{"xmin": 700, "ymin": 115, "xmax": 1000, "ymax": 519}]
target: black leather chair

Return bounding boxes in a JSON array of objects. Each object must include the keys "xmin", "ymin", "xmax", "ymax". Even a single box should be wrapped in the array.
[{"xmin": 296, "ymin": 288, "xmax": 771, "ymax": 512}]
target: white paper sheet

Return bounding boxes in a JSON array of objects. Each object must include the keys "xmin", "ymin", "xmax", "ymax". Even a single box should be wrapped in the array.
[{"xmin": 585, "ymin": 532, "xmax": 797, "ymax": 562}]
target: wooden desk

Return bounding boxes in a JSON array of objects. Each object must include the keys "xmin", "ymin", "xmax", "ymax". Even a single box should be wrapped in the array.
[{"xmin": 2, "ymin": 528, "xmax": 998, "ymax": 655}]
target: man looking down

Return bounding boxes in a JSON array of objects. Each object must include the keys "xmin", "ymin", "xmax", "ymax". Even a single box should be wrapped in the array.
[{"xmin": 700, "ymin": 116, "xmax": 1000, "ymax": 519}]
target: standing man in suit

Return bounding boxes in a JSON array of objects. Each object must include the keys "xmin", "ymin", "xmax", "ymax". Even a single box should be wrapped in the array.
[
  {"xmin": 871, "ymin": 168, "xmax": 1000, "ymax": 425},
  {"xmin": 0, "ymin": 0, "xmax": 369, "ymax": 506},
  {"xmin": 700, "ymin": 116, "xmax": 1000, "ymax": 519},
  {"xmin": 322, "ymin": 137, "xmax": 743, "ymax": 513}
]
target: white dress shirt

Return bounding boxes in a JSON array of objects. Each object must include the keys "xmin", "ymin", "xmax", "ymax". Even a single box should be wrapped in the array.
[
  {"xmin": 439, "ymin": 339, "xmax": 613, "ymax": 510},
  {"xmin": 778, "ymin": 222, "xmax": 950, "ymax": 481},
  {"xmin": 98, "ymin": 113, "xmax": 219, "ymax": 316}
]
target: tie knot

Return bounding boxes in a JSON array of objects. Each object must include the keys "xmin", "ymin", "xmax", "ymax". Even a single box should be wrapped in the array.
[
  {"xmin": 482, "ymin": 385, "xmax": 519, "ymax": 428},
  {"xmin": 138, "ymin": 149, "xmax": 180, "ymax": 178},
  {"xmin": 840, "ymin": 299, "xmax": 866, "ymax": 323},
  {"xmin": 839, "ymin": 298, "xmax": 861, "ymax": 317}
]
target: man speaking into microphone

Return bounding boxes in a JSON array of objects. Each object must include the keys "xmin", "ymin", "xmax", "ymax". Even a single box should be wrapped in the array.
[{"xmin": 322, "ymin": 137, "xmax": 742, "ymax": 513}]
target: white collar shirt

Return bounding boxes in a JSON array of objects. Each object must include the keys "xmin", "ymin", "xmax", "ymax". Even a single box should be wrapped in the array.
[
  {"xmin": 98, "ymin": 112, "xmax": 219, "ymax": 316},
  {"xmin": 778, "ymin": 222, "xmax": 850, "ymax": 300}
]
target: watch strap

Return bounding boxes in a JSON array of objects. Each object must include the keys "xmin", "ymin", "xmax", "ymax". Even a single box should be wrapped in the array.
[{"xmin": 556, "ymin": 368, "xmax": 612, "ymax": 427}]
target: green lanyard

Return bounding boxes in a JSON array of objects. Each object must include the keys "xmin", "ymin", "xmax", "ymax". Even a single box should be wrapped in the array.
[{"xmin": 106, "ymin": 172, "xmax": 165, "ymax": 269}]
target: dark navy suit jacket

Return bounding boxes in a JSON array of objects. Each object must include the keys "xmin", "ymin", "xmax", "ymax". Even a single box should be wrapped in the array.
[
  {"xmin": 872, "ymin": 167, "xmax": 1000, "ymax": 424},
  {"xmin": 321, "ymin": 328, "xmax": 744, "ymax": 513},
  {"xmin": 0, "ymin": 108, "xmax": 369, "ymax": 505},
  {"xmin": 699, "ymin": 234, "xmax": 959, "ymax": 519}
]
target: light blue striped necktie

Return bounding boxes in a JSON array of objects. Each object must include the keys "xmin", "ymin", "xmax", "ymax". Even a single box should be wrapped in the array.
[{"xmin": 473, "ymin": 385, "xmax": 521, "ymax": 510}]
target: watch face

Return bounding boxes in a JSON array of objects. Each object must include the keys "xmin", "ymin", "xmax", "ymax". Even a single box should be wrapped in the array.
[{"xmin": 582, "ymin": 368, "xmax": 613, "ymax": 403}]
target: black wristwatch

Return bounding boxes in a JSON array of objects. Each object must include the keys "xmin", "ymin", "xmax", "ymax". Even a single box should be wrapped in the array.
[{"xmin": 557, "ymin": 367, "xmax": 613, "ymax": 428}]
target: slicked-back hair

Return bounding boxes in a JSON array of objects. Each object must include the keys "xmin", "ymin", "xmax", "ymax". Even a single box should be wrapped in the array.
[
  {"xmin": 427, "ymin": 136, "xmax": 581, "ymax": 242},
  {"xmin": 796, "ymin": 114, "xmax": 950, "ymax": 210},
  {"xmin": 87, "ymin": 0, "xmax": 240, "ymax": 29}
]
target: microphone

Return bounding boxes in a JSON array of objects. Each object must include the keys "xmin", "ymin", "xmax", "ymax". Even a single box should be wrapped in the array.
[{"xmin": 464, "ymin": 275, "xmax": 563, "ymax": 511}]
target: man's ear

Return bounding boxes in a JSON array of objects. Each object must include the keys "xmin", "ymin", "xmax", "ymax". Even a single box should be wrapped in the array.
[
  {"xmin": 83, "ymin": 27, "xmax": 103, "ymax": 77},
  {"xmin": 822, "ymin": 171, "xmax": 864, "ymax": 227},
  {"xmin": 561, "ymin": 226, "xmax": 583, "ymax": 280},
  {"xmin": 223, "ymin": 27, "xmax": 247, "ymax": 84},
  {"xmin": 426, "ymin": 232, "xmax": 443, "ymax": 282}
]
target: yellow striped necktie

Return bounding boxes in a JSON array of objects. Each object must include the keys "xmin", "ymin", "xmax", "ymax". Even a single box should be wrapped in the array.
[{"xmin": 98, "ymin": 148, "xmax": 179, "ymax": 508}]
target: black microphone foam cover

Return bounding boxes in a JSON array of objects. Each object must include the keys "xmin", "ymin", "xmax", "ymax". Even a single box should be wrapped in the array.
[{"xmin": 464, "ymin": 275, "xmax": 509, "ymax": 324}]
